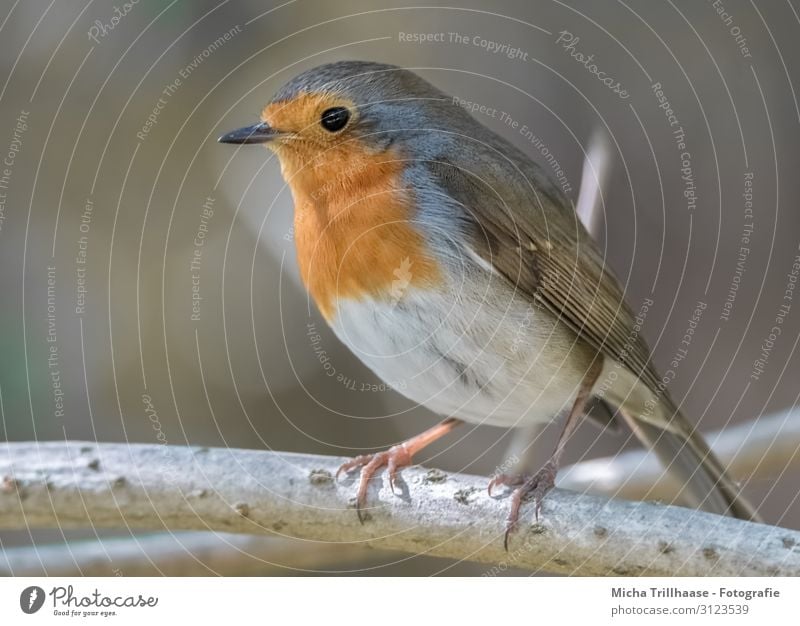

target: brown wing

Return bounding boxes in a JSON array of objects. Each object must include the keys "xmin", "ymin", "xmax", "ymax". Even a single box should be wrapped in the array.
[
  {"xmin": 424, "ymin": 159, "xmax": 760, "ymax": 520},
  {"xmin": 425, "ymin": 159, "xmax": 666, "ymax": 407}
]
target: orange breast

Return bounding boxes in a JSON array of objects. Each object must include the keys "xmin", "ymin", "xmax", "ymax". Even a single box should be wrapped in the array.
[{"xmin": 284, "ymin": 145, "xmax": 442, "ymax": 321}]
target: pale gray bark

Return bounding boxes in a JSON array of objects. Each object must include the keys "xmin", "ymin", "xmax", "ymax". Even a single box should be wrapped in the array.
[{"xmin": 1, "ymin": 441, "xmax": 798, "ymax": 575}]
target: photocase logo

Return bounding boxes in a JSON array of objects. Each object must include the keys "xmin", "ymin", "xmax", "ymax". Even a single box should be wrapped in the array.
[{"xmin": 20, "ymin": 586, "xmax": 45, "ymax": 614}]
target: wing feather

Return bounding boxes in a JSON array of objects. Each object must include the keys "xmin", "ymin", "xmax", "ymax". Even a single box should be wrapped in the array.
[
  {"xmin": 422, "ymin": 158, "xmax": 759, "ymax": 520},
  {"xmin": 425, "ymin": 158, "xmax": 666, "ymax": 408}
]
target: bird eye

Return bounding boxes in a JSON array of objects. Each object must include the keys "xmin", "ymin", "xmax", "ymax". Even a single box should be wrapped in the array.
[{"xmin": 320, "ymin": 107, "xmax": 350, "ymax": 132}]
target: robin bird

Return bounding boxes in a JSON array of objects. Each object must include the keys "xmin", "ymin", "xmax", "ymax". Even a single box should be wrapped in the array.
[{"xmin": 220, "ymin": 60, "xmax": 758, "ymax": 545}]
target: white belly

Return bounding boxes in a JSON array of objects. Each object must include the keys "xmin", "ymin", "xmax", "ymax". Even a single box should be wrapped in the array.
[{"xmin": 328, "ymin": 279, "xmax": 593, "ymax": 428}]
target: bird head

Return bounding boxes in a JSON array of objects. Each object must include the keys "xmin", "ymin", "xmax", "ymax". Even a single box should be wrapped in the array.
[
  {"xmin": 219, "ymin": 61, "xmax": 457, "ymax": 316},
  {"xmin": 218, "ymin": 61, "xmax": 462, "ymax": 185}
]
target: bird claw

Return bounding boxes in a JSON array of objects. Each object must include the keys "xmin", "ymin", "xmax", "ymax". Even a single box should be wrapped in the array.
[
  {"xmin": 336, "ymin": 444, "xmax": 412, "ymax": 523},
  {"xmin": 487, "ymin": 472, "xmax": 526, "ymax": 497},
  {"xmin": 491, "ymin": 461, "xmax": 558, "ymax": 550}
]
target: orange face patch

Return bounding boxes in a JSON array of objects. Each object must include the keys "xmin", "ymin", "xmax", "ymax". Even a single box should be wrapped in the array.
[
  {"xmin": 261, "ymin": 92, "xmax": 356, "ymax": 149},
  {"xmin": 265, "ymin": 93, "xmax": 441, "ymax": 320}
]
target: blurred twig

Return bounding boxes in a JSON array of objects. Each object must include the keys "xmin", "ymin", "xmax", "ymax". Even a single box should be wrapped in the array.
[
  {"xmin": 575, "ymin": 128, "xmax": 613, "ymax": 238},
  {"xmin": 559, "ymin": 409, "xmax": 800, "ymax": 501},
  {"xmin": 1, "ymin": 441, "xmax": 798, "ymax": 575},
  {"xmin": 0, "ymin": 531, "xmax": 382, "ymax": 577}
]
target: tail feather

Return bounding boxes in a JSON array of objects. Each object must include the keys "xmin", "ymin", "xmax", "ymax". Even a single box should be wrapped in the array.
[
  {"xmin": 599, "ymin": 361, "xmax": 760, "ymax": 522},
  {"xmin": 619, "ymin": 410, "xmax": 760, "ymax": 521}
]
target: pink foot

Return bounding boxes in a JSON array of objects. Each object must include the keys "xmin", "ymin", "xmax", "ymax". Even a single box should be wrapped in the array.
[
  {"xmin": 489, "ymin": 460, "xmax": 558, "ymax": 550},
  {"xmin": 337, "ymin": 444, "xmax": 413, "ymax": 523}
]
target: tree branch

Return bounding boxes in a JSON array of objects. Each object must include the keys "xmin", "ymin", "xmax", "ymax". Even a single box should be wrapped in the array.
[{"xmin": 1, "ymin": 441, "xmax": 798, "ymax": 576}]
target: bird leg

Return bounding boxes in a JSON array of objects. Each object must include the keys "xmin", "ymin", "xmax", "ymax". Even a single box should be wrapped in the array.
[
  {"xmin": 337, "ymin": 417, "xmax": 462, "ymax": 522},
  {"xmin": 489, "ymin": 359, "xmax": 602, "ymax": 549}
]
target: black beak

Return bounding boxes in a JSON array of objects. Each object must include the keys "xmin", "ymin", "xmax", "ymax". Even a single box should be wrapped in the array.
[{"xmin": 218, "ymin": 122, "xmax": 279, "ymax": 144}]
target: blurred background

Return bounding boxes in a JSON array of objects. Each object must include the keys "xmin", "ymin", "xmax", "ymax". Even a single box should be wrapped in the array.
[{"xmin": 0, "ymin": 0, "xmax": 799, "ymax": 575}]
